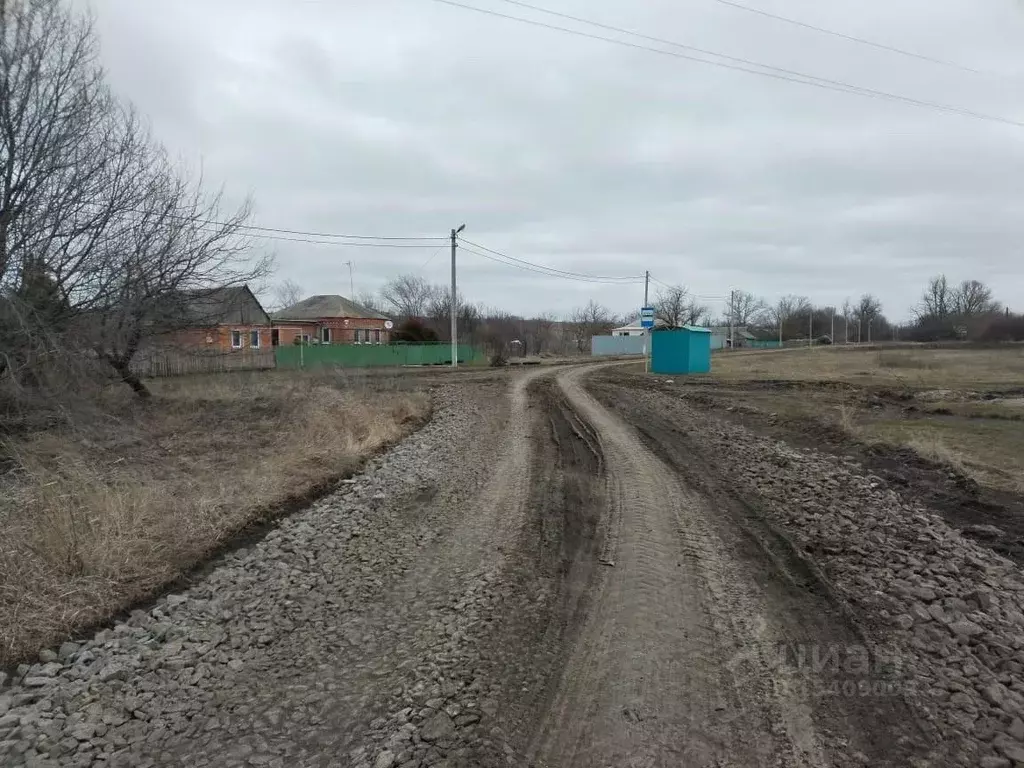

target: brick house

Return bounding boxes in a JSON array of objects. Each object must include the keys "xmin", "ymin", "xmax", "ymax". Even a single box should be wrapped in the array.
[
  {"xmin": 271, "ymin": 295, "xmax": 392, "ymax": 346},
  {"xmin": 169, "ymin": 285, "xmax": 273, "ymax": 352}
]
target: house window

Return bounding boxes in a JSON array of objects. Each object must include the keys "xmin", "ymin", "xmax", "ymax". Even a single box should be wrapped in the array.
[
  {"xmin": 321, "ymin": 327, "xmax": 331, "ymax": 344},
  {"xmin": 354, "ymin": 329, "xmax": 365, "ymax": 344},
  {"xmin": 373, "ymin": 329, "xmax": 381, "ymax": 344},
  {"xmin": 271, "ymin": 329, "xmax": 280, "ymax": 347},
  {"xmin": 231, "ymin": 330, "xmax": 242, "ymax": 349},
  {"xmin": 301, "ymin": 334, "xmax": 311, "ymax": 344},
  {"xmin": 250, "ymin": 330, "xmax": 260, "ymax": 349}
]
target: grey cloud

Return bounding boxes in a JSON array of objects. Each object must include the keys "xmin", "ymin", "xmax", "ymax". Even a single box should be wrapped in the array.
[{"xmin": 82, "ymin": 0, "xmax": 1024, "ymax": 320}]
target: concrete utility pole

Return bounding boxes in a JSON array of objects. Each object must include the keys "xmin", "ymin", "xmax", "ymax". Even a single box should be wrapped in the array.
[
  {"xmin": 450, "ymin": 225, "xmax": 465, "ymax": 368},
  {"xmin": 644, "ymin": 271, "xmax": 650, "ymax": 309},
  {"xmin": 831, "ymin": 307, "xmax": 835, "ymax": 344},
  {"xmin": 809, "ymin": 310, "xmax": 813, "ymax": 348},
  {"xmin": 345, "ymin": 261, "xmax": 354, "ymax": 298},
  {"xmin": 729, "ymin": 289, "xmax": 735, "ymax": 349}
]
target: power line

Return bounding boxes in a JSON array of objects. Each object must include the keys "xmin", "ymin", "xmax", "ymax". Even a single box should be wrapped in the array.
[
  {"xmin": 648, "ymin": 274, "xmax": 727, "ymax": 299},
  {"xmin": 429, "ymin": 0, "xmax": 1024, "ymax": 128},
  {"xmin": 461, "ymin": 238, "xmax": 645, "ymax": 281},
  {"xmin": 709, "ymin": 0, "xmax": 988, "ymax": 77},
  {"xmin": 460, "ymin": 244, "xmax": 645, "ymax": 284},
  {"xmin": 219, "ymin": 219, "xmax": 446, "ymax": 242},
  {"xmin": 88, "ymin": 202, "xmax": 447, "ymax": 244},
  {"xmin": 195, "ymin": 225, "xmax": 439, "ymax": 248},
  {"xmin": 418, "ymin": 245, "xmax": 446, "ymax": 270}
]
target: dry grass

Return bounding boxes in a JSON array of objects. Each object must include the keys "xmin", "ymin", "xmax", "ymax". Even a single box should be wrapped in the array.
[
  {"xmin": 861, "ymin": 419, "xmax": 1024, "ymax": 495},
  {"xmin": 0, "ymin": 370, "xmax": 429, "ymax": 664},
  {"xmin": 706, "ymin": 345, "xmax": 1024, "ymax": 391},
  {"xmin": 904, "ymin": 434, "xmax": 973, "ymax": 477},
  {"xmin": 668, "ymin": 344, "xmax": 1024, "ymax": 497}
]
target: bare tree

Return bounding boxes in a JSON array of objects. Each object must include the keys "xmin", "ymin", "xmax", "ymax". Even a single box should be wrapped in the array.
[
  {"xmin": 654, "ymin": 285, "xmax": 689, "ymax": 328},
  {"xmin": 953, "ymin": 279, "xmax": 999, "ymax": 318},
  {"xmin": 86, "ymin": 155, "xmax": 269, "ymax": 395},
  {"xmin": 355, "ymin": 290, "xmax": 381, "ymax": 313},
  {"xmin": 379, "ymin": 274, "xmax": 440, "ymax": 318},
  {"xmin": 1, "ymin": 0, "xmax": 269, "ymax": 400},
  {"xmin": 841, "ymin": 298, "xmax": 852, "ymax": 343},
  {"xmin": 426, "ymin": 290, "xmax": 479, "ymax": 341},
  {"xmin": 269, "ymin": 279, "xmax": 303, "ymax": 311},
  {"xmin": 523, "ymin": 312, "xmax": 556, "ymax": 356},
  {"xmin": 916, "ymin": 274, "xmax": 953, "ymax": 321},
  {"xmin": 568, "ymin": 300, "xmax": 616, "ymax": 353},
  {"xmin": 852, "ymin": 294, "xmax": 883, "ymax": 342},
  {"xmin": 770, "ymin": 295, "xmax": 810, "ymax": 343},
  {"xmin": 654, "ymin": 284, "xmax": 709, "ymax": 328},
  {"xmin": 730, "ymin": 290, "xmax": 768, "ymax": 326}
]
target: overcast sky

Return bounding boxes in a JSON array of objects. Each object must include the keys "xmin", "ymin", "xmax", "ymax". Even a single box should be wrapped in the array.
[{"xmin": 81, "ymin": 0, "xmax": 1024, "ymax": 321}]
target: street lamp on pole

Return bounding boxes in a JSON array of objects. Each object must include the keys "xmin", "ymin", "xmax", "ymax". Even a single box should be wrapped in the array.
[{"xmin": 451, "ymin": 224, "xmax": 466, "ymax": 369}]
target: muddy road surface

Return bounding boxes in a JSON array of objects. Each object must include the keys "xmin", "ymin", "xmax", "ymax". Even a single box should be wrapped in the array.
[{"xmin": 5, "ymin": 363, "xmax": 1020, "ymax": 767}]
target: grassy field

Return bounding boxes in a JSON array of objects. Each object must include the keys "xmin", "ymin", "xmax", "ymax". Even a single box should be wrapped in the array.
[
  {"xmin": 705, "ymin": 345, "xmax": 1024, "ymax": 391},
  {"xmin": 679, "ymin": 345, "xmax": 1024, "ymax": 495},
  {"xmin": 0, "ymin": 371, "xmax": 429, "ymax": 664}
]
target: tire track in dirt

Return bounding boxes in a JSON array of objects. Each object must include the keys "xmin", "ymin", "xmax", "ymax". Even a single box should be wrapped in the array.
[
  {"xmin": 587, "ymin": 376, "xmax": 929, "ymax": 766},
  {"xmin": 530, "ymin": 365, "xmax": 836, "ymax": 767}
]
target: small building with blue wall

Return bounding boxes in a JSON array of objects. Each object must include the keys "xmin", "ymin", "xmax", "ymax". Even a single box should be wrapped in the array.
[{"xmin": 651, "ymin": 326, "xmax": 712, "ymax": 374}]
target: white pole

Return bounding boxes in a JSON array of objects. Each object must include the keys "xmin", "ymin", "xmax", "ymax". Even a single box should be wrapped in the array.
[
  {"xmin": 450, "ymin": 229, "xmax": 458, "ymax": 368},
  {"xmin": 450, "ymin": 225, "xmax": 465, "ymax": 368},
  {"xmin": 728, "ymin": 290, "xmax": 735, "ymax": 350}
]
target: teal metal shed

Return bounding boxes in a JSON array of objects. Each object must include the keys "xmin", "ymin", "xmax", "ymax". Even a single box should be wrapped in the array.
[{"xmin": 651, "ymin": 326, "xmax": 712, "ymax": 374}]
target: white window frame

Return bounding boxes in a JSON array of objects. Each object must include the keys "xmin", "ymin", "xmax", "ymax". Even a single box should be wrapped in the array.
[
  {"xmin": 321, "ymin": 327, "xmax": 332, "ymax": 344},
  {"xmin": 231, "ymin": 330, "xmax": 242, "ymax": 349},
  {"xmin": 373, "ymin": 329, "xmax": 381, "ymax": 344},
  {"xmin": 249, "ymin": 330, "xmax": 260, "ymax": 349}
]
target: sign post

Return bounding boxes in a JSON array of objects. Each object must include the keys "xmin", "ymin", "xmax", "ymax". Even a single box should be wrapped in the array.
[{"xmin": 640, "ymin": 307, "xmax": 654, "ymax": 373}]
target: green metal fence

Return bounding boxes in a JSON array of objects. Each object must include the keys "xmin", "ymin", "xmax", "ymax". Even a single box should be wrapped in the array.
[{"xmin": 275, "ymin": 343, "xmax": 484, "ymax": 370}]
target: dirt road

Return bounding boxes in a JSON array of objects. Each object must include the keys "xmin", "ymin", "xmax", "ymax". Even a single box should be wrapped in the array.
[{"xmin": 7, "ymin": 362, "xmax": 1022, "ymax": 767}]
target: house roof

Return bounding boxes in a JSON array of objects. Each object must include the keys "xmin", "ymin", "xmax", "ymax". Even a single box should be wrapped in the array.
[
  {"xmin": 273, "ymin": 295, "xmax": 389, "ymax": 321},
  {"xmin": 181, "ymin": 285, "xmax": 269, "ymax": 326},
  {"xmin": 612, "ymin": 319, "xmax": 667, "ymax": 332}
]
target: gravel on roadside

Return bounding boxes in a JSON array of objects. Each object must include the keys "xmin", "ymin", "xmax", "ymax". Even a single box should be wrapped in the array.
[
  {"xmin": 0, "ymin": 381, "xmax": 521, "ymax": 768},
  {"xmin": 628, "ymin": 387, "xmax": 1024, "ymax": 768}
]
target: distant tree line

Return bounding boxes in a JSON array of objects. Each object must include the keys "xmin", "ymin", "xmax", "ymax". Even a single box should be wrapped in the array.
[{"xmin": 906, "ymin": 275, "xmax": 1018, "ymax": 341}]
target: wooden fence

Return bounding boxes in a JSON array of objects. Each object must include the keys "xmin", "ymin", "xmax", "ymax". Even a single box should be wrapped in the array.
[{"xmin": 130, "ymin": 348, "xmax": 276, "ymax": 377}]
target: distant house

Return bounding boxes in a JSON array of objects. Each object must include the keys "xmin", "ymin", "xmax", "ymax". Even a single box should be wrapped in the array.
[
  {"xmin": 169, "ymin": 285, "xmax": 272, "ymax": 352},
  {"xmin": 611, "ymin": 319, "xmax": 667, "ymax": 337},
  {"xmin": 272, "ymin": 295, "xmax": 392, "ymax": 346},
  {"xmin": 709, "ymin": 326, "xmax": 755, "ymax": 350}
]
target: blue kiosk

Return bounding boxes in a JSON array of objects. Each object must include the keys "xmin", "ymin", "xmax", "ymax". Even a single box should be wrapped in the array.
[{"xmin": 650, "ymin": 326, "xmax": 712, "ymax": 375}]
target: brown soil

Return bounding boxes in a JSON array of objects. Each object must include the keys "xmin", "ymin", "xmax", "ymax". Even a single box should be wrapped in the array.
[{"xmin": 617, "ymin": 372, "xmax": 1024, "ymax": 567}]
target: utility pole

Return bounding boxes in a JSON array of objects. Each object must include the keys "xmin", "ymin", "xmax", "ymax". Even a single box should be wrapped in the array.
[
  {"xmin": 450, "ymin": 225, "xmax": 465, "ymax": 368},
  {"xmin": 345, "ymin": 261, "xmax": 354, "ymax": 298},
  {"xmin": 729, "ymin": 289, "xmax": 735, "ymax": 349},
  {"xmin": 831, "ymin": 307, "xmax": 835, "ymax": 345},
  {"xmin": 644, "ymin": 270, "xmax": 650, "ymax": 308},
  {"xmin": 868, "ymin": 318, "xmax": 873, "ymax": 344},
  {"xmin": 809, "ymin": 309, "xmax": 813, "ymax": 348}
]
